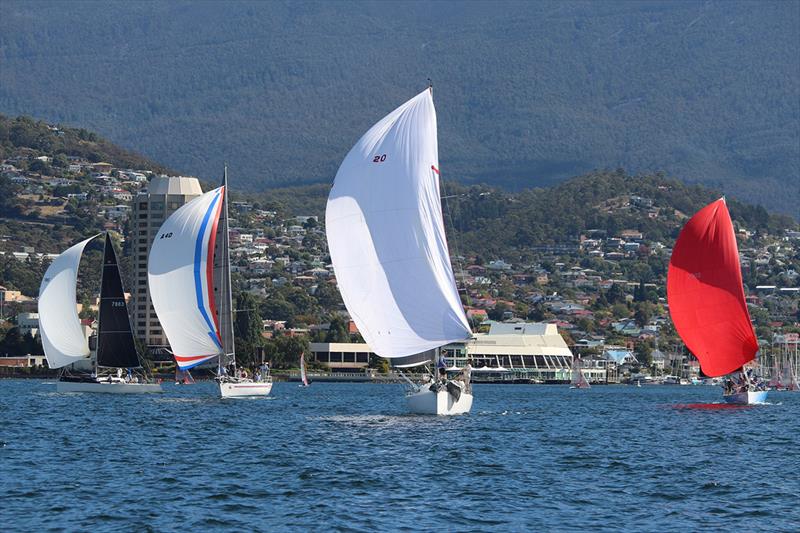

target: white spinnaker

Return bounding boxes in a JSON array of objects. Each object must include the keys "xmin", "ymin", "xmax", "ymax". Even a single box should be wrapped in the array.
[
  {"xmin": 325, "ymin": 89, "xmax": 471, "ymax": 358},
  {"xmin": 39, "ymin": 235, "xmax": 100, "ymax": 369},
  {"xmin": 148, "ymin": 187, "xmax": 223, "ymax": 369}
]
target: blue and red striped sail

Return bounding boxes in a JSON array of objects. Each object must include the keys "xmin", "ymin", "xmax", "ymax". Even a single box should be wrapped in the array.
[
  {"xmin": 148, "ymin": 187, "xmax": 226, "ymax": 370},
  {"xmin": 667, "ymin": 198, "xmax": 758, "ymax": 377}
]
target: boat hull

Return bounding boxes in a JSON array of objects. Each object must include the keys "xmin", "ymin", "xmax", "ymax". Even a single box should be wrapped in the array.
[
  {"xmin": 219, "ymin": 381, "xmax": 273, "ymax": 398},
  {"xmin": 723, "ymin": 390, "xmax": 768, "ymax": 405},
  {"xmin": 56, "ymin": 380, "xmax": 163, "ymax": 394},
  {"xmin": 406, "ymin": 386, "xmax": 473, "ymax": 415}
]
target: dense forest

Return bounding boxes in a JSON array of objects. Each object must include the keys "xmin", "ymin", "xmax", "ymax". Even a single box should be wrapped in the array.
[{"xmin": 1, "ymin": 1, "xmax": 797, "ymax": 215}]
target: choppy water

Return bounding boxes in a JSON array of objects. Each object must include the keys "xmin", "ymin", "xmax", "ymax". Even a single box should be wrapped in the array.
[{"xmin": 1, "ymin": 380, "xmax": 799, "ymax": 532}]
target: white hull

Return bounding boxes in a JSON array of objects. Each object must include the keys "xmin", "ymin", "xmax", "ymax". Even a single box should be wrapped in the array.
[
  {"xmin": 219, "ymin": 380, "xmax": 273, "ymax": 398},
  {"xmin": 406, "ymin": 386, "xmax": 472, "ymax": 415},
  {"xmin": 723, "ymin": 390, "xmax": 768, "ymax": 405},
  {"xmin": 56, "ymin": 381, "xmax": 163, "ymax": 394}
]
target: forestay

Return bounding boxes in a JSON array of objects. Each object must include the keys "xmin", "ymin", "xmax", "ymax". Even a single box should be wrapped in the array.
[
  {"xmin": 149, "ymin": 187, "xmax": 225, "ymax": 370},
  {"xmin": 39, "ymin": 235, "xmax": 100, "ymax": 369},
  {"xmin": 326, "ymin": 89, "xmax": 471, "ymax": 358}
]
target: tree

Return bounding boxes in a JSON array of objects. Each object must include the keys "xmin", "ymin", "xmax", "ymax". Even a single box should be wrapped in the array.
[
  {"xmin": 325, "ymin": 315, "xmax": 349, "ymax": 343},
  {"xmin": 234, "ymin": 292, "xmax": 264, "ymax": 346},
  {"xmin": 635, "ymin": 340, "xmax": 653, "ymax": 366},
  {"xmin": 606, "ymin": 283, "xmax": 627, "ymax": 304}
]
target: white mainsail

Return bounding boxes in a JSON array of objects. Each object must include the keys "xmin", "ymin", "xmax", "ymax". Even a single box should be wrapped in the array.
[
  {"xmin": 38, "ymin": 235, "xmax": 100, "ymax": 369},
  {"xmin": 325, "ymin": 89, "xmax": 471, "ymax": 358},
  {"xmin": 148, "ymin": 187, "xmax": 225, "ymax": 370}
]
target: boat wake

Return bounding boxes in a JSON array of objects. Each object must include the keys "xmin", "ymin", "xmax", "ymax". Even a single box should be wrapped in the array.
[{"xmin": 671, "ymin": 403, "xmax": 758, "ymax": 410}]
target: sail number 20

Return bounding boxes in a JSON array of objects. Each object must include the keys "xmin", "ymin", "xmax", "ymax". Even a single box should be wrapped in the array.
[{"xmin": 372, "ymin": 154, "xmax": 387, "ymax": 163}]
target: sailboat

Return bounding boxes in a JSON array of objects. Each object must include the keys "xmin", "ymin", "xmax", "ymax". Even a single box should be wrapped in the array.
[
  {"xmin": 40, "ymin": 233, "xmax": 163, "ymax": 393},
  {"xmin": 148, "ymin": 169, "xmax": 272, "ymax": 398},
  {"xmin": 667, "ymin": 198, "xmax": 767, "ymax": 405},
  {"xmin": 569, "ymin": 356, "xmax": 590, "ymax": 389},
  {"xmin": 782, "ymin": 361, "xmax": 799, "ymax": 391},
  {"xmin": 326, "ymin": 87, "xmax": 474, "ymax": 415},
  {"xmin": 299, "ymin": 351, "xmax": 309, "ymax": 387},
  {"xmin": 768, "ymin": 359, "xmax": 784, "ymax": 389}
]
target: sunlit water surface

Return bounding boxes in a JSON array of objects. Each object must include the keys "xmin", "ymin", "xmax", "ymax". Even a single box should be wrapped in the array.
[{"xmin": 1, "ymin": 381, "xmax": 799, "ymax": 531}]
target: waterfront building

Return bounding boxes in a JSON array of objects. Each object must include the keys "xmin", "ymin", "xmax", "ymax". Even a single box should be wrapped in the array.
[
  {"xmin": 443, "ymin": 322, "xmax": 575, "ymax": 382},
  {"xmin": 130, "ymin": 176, "xmax": 203, "ymax": 354},
  {"xmin": 310, "ymin": 321, "xmax": 577, "ymax": 382}
]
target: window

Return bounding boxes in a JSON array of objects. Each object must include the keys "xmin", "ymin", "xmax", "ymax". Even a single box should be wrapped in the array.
[
  {"xmin": 138, "ymin": 280, "xmax": 146, "ymax": 285},
  {"xmin": 343, "ymin": 352, "xmax": 355, "ymax": 363},
  {"xmin": 149, "ymin": 329, "xmax": 161, "ymax": 335},
  {"xmin": 356, "ymin": 353, "xmax": 368, "ymax": 363},
  {"xmin": 138, "ymin": 214, "xmax": 147, "ymax": 219},
  {"xmin": 137, "ymin": 322, "xmax": 146, "ymax": 328},
  {"xmin": 138, "ymin": 202, "xmax": 147, "ymax": 210},
  {"xmin": 151, "ymin": 202, "xmax": 164, "ymax": 210}
]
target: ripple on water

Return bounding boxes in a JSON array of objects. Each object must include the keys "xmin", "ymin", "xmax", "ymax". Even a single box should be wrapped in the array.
[{"xmin": 1, "ymin": 381, "xmax": 799, "ymax": 531}]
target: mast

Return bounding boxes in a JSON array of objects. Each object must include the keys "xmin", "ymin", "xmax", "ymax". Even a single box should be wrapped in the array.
[{"xmin": 214, "ymin": 166, "xmax": 236, "ymax": 370}]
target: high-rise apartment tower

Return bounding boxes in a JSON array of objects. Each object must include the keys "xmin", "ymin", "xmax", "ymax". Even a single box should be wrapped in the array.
[{"xmin": 130, "ymin": 176, "xmax": 202, "ymax": 353}]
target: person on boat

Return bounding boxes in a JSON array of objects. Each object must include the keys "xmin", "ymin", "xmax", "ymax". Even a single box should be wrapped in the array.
[
  {"xmin": 461, "ymin": 362, "xmax": 472, "ymax": 384},
  {"xmin": 435, "ymin": 354, "xmax": 447, "ymax": 382}
]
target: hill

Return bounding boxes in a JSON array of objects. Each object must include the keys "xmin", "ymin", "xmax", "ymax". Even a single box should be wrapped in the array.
[
  {"xmin": 0, "ymin": 1, "xmax": 797, "ymax": 216},
  {"xmin": 0, "ymin": 115, "xmax": 172, "ymax": 174}
]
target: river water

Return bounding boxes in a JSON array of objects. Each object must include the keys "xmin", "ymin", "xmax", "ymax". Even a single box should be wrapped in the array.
[{"xmin": 1, "ymin": 380, "xmax": 798, "ymax": 531}]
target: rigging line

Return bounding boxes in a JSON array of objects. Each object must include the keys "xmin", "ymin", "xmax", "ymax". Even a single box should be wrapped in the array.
[{"xmin": 440, "ymin": 174, "xmax": 472, "ymax": 310}]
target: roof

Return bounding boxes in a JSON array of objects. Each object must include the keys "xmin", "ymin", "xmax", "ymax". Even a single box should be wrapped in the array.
[
  {"xmin": 605, "ymin": 349, "xmax": 635, "ymax": 364},
  {"xmin": 147, "ymin": 176, "xmax": 203, "ymax": 195}
]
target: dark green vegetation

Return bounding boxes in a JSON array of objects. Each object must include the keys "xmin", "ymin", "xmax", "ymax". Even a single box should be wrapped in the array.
[
  {"xmin": 0, "ymin": 115, "xmax": 171, "ymax": 174},
  {"xmin": 1, "ymin": 1, "xmax": 797, "ymax": 215},
  {"xmin": 248, "ymin": 170, "xmax": 796, "ymax": 261}
]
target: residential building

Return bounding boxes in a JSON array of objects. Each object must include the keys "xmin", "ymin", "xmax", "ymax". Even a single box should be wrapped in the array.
[{"xmin": 130, "ymin": 176, "xmax": 203, "ymax": 354}]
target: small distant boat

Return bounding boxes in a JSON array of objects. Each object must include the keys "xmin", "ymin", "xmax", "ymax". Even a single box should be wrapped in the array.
[
  {"xmin": 326, "ymin": 87, "xmax": 474, "ymax": 415},
  {"xmin": 175, "ymin": 369, "xmax": 194, "ymax": 385},
  {"xmin": 149, "ymin": 168, "xmax": 272, "ymax": 398},
  {"xmin": 569, "ymin": 356, "xmax": 590, "ymax": 389},
  {"xmin": 299, "ymin": 351, "xmax": 310, "ymax": 387},
  {"xmin": 40, "ymin": 233, "xmax": 162, "ymax": 393},
  {"xmin": 667, "ymin": 198, "xmax": 766, "ymax": 405},
  {"xmin": 636, "ymin": 380, "xmax": 641, "ymax": 388},
  {"xmin": 783, "ymin": 361, "xmax": 799, "ymax": 391},
  {"xmin": 767, "ymin": 359, "xmax": 783, "ymax": 389}
]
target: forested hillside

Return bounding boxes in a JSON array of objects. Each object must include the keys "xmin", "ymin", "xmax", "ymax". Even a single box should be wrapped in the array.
[{"xmin": 0, "ymin": 1, "xmax": 797, "ymax": 215}]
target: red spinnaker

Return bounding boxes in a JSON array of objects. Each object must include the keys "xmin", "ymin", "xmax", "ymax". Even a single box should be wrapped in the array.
[{"xmin": 667, "ymin": 198, "xmax": 757, "ymax": 377}]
